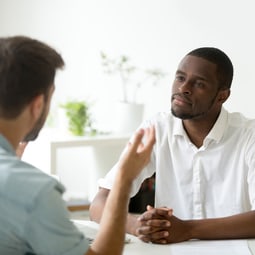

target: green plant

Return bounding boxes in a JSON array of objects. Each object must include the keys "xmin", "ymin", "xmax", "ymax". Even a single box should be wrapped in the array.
[
  {"xmin": 60, "ymin": 100, "xmax": 96, "ymax": 136},
  {"xmin": 100, "ymin": 52, "xmax": 168, "ymax": 103}
]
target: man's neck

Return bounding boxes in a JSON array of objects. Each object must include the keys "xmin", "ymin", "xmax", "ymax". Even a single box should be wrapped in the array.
[
  {"xmin": 182, "ymin": 114, "xmax": 220, "ymax": 148},
  {"xmin": 0, "ymin": 119, "xmax": 24, "ymax": 151}
]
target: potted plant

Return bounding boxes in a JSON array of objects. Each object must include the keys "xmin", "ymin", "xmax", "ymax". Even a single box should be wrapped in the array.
[
  {"xmin": 60, "ymin": 100, "xmax": 97, "ymax": 136},
  {"xmin": 100, "ymin": 52, "xmax": 168, "ymax": 104},
  {"xmin": 100, "ymin": 52, "xmax": 168, "ymax": 133}
]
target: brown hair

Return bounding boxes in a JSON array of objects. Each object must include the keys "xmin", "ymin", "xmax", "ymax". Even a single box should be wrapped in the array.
[{"xmin": 0, "ymin": 36, "xmax": 64, "ymax": 118}]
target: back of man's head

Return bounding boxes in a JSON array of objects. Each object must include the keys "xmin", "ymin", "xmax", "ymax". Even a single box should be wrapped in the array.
[
  {"xmin": 187, "ymin": 47, "xmax": 234, "ymax": 90},
  {"xmin": 0, "ymin": 36, "xmax": 64, "ymax": 119}
]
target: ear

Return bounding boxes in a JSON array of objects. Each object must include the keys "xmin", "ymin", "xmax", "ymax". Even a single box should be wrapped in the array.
[
  {"xmin": 30, "ymin": 94, "xmax": 44, "ymax": 120},
  {"xmin": 217, "ymin": 89, "xmax": 230, "ymax": 104}
]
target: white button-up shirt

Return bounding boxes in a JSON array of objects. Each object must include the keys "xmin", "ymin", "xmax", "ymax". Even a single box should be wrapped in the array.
[{"xmin": 98, "ymin": 108, "xmax": 255, "ymax": 220}]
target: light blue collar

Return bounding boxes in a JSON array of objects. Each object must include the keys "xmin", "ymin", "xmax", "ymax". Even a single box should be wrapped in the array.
[{"xmin": 0, "ymin": 134, "xmax": 16, "ymax": 155}]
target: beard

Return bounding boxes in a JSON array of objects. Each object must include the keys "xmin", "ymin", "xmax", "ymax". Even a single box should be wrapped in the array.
[
  {"xmin": 171, "ymin": 92, "xmax": 219, "ymax": 120},
  {"xmin": 22, "ymin": 106, "xmax": 48, "ymax": 142},
  {"xmin": 171, "ymin": 107, "xmax": 211, "ymax": 120}
]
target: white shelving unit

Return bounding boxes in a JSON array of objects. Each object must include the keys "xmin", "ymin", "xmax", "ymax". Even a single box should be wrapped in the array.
[
  {"xmin": 23, "ymin": 129, "xmax": 130, "ymax": 207},
  {"xmin": 49, "ymin": 133, "xmax": 130, "ymax": 204},
  {"xmin": 50, "ymin": 134, "xmax": 129, "ymax": 175}
]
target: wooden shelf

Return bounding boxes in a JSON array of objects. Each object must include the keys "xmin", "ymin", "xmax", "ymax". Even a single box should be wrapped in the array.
[{"xmin": 67, "ymin": 204, "xmax": 90, "ymax": 212}]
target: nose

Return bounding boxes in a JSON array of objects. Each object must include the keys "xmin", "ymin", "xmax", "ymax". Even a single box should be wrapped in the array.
[{"xmin": 178, "ymin": 80, "xmax": 192, "ymax": 95}]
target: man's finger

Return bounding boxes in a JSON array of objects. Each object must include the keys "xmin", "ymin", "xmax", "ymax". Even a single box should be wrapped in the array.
[
  {"xmin": 128, "ymin": 128, "xmax": 145, "ymax": 154},
  {"xmin": 143, "ymin": 126, "xmax": 156, "ymax": 151}
]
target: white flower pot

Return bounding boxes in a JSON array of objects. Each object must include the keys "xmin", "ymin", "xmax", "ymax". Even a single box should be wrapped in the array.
[{"xmin": 112, "ymin": 102, "xmax": 144, "ymax": 134}]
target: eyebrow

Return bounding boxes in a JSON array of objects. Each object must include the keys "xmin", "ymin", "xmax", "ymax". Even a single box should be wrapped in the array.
[{"xmin": 175, "ymin": 70, "xmax": 208, "ymax": 82}]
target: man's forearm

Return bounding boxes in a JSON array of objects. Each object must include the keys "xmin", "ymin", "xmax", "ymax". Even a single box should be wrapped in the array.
[
  {"xmin": 126, "ymin": 213, "xmax": 140, "ymax": 235},
  {"xmin": 90, "ymin": 188, "xmax": 142, "ymax": 237},
  {"xmin": 89, "ymin": 188, "xmax": 110, "ymax": 223},
  {"xmin": 188, "ymin": 210, "xmax": 255, "ymax": 240},
  {"xmin": 90, "ymin": 174, "xmax": 132, "ymax": 254},
  {"xmin": 137, "ymin": 210, "xmax": 255, "ymax": 244}
]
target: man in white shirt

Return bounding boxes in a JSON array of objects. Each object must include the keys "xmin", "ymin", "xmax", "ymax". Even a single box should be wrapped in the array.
[{"xmin": 90, "ymin": 47, "xmax": 255, "ymax": 244}]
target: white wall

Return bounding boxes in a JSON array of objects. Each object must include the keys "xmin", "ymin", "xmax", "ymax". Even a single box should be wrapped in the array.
[
  {"xmin": 1, "ymin": 0, "xmax": 255, "ymax": 200},
  {"xmin": 1, "ymin": 0, "xmax": 254, "ymax": 122}
]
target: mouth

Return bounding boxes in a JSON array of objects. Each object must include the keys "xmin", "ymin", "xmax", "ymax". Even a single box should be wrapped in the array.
[{"xmin": 172, "ymin": 94, "xmax": 192, "ymax": 106}]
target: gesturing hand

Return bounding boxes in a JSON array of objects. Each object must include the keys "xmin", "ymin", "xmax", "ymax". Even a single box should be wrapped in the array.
[{"xmin": 118, "ymin": 126, "xmax": 156, "ymax": 182}]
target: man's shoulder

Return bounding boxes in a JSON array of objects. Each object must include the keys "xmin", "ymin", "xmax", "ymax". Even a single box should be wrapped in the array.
[
  {"xmin": 227, "ymin": 111, "xmax": 255, "ymax": 128},
  {"xmin": 0, "ymin": 159, "xmax": 63, "ymax": 210}
]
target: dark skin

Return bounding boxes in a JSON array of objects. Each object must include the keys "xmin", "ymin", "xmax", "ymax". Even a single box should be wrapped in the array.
[
  {"xmin": 137, "ymin": 208, "xmax": 255, "ymax": 244},
  {"xmin": 90, "ymin": 55, "xmax": 255, "ymax": 244},
  {"xmin": 171, "ymin": 55, "xmax": 230, "ymax": 147}
]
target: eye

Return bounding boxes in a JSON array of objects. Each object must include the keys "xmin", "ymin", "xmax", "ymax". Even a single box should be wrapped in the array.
[
  {"xmin": 175, "ymin": 75, "xmax": 185, "ymax": 82},
  {"xmin": 194, "ymin": 81, "xmax": 205, "ymax": 88}
]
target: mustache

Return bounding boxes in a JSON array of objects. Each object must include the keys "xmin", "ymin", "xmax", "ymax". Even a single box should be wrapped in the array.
[{"xmin": 171, "ymin": 93, "xmax": 192, "ymax": 104}]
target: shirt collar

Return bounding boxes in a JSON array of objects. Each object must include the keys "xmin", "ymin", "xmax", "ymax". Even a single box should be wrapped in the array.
[
  {"xmin": 205, "ymin": 107, "xmax": 228, "ymax": 143},
  {"xmin": 172, "ymin": 107, "xmax": 228, "ymax": 144},
  {"xmin": 0, "ymin": 134, "xmax": 16, "ymax": 155},
  {"xmin": 172, "ymin": 116, "xmax": 186, "ymax": 137}
]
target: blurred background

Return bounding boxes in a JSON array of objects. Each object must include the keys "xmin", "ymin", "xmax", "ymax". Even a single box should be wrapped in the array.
[{"xmin": 1, "ymin": 0, "xmax": 254, "ymax": 207}]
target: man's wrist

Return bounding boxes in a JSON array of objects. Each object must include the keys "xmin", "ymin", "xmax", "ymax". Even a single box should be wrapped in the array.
[{"xmin": 185, "ymin": 220, "xmax": 197, "ymax": 240}]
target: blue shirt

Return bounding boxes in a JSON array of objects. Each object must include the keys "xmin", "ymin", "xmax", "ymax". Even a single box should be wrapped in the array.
[{"xmin": 0, "ymin": 135, "xmax": 89, "ymax": 255}]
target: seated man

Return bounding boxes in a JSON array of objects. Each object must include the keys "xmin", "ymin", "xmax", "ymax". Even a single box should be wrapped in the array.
[
  {"xmin": 0, "ymin": 35, "xmax": 156, "ymax": 255},
  {"xmin": 90, "ymin": 47, "xmax": 255, "ymax": 244}
]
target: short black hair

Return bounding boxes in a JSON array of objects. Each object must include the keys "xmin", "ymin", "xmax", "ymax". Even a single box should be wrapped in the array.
[
  {"xmin": 0, "ymin": 36, "xmax": 64, "ymax": 118},
  {"xmin": 187, "ymin": 47, "xmax": 233, "ymax": 89}
]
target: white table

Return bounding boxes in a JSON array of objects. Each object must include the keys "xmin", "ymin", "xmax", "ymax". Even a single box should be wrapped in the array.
[{"xmin": 74, "ymin": 220, "xmax": 255, "ymax": 255}]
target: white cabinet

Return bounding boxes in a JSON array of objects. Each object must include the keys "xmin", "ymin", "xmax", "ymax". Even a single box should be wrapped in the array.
[
  {"xmin": 50, "ymin": 134, "xmax": 129, "ymax": 203},
  {"xmin": 22, "ymin": 129, "xmax": 129, "ymax": 205}
]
